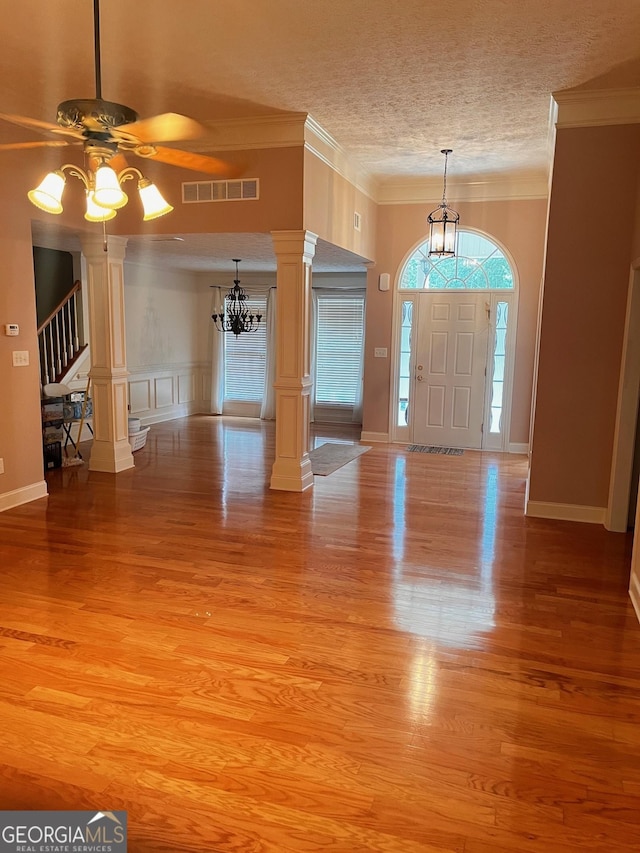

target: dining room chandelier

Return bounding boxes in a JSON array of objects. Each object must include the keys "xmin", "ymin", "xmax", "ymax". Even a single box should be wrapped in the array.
[
  {"xmin": 211, "ymin": 259, "xmax": 263, "ymax": 337},
  {"xmin": 427, "ymin": 148, "xmax": 459, "ymax": 257},
  {"xmin": 27, "ymin": 154, "xmax": 173, "ymax": 222}
]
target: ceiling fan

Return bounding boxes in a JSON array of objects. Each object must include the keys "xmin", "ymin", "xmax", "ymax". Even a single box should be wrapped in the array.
[{"xmin": 0, "ymin": 0, "xmax": 236, "ymax": 220}]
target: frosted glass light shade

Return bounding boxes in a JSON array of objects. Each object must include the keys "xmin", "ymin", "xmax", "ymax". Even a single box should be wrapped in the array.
[
  {"xmin": 93, "ymin": 164, "xmax": 128, "ymax": 209},
  {"xmin": 85, "ymin": 190, "xmax": 117, "ymax": 222},
  {"xmin": 138, "ymin": 179, "xmax": 173, "ymax": 220},
  {"xmin": 27, "ymin": 171, "xmax": 65, "ymax": 214}
]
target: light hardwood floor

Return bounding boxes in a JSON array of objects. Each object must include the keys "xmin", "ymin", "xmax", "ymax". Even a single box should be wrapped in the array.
[{"xmin": 0, "ymin": 415, "xmax": 639, "ymax": 852}]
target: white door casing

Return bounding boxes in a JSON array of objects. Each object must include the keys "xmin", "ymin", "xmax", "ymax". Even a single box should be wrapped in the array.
[{"xmin": 412, "ymin": 293, "xmax": 489, "ymax": 449}]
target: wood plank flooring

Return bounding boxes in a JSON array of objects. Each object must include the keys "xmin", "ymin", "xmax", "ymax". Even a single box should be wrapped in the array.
[{"xmin": 0, "ymin": 415, "xmax": 639, "ymax": 851}]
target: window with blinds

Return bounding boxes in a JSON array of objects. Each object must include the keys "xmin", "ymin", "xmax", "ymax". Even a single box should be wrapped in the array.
[
  {"xmin": 315, "ymin": 293, "xmax": 365, "ymax": 406},
  {"xmin": 223, "ymin": 295, "xmax": 268, "ymax": 402}
]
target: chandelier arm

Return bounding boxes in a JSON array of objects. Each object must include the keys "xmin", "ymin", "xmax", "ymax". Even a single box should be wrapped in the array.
[
  {"xmin": 60, "ymin": 164, "xmax": 91, "ymax": 189},
  {"xmin": 117, "ymin": 166, "xmax": 144, "ymax": 185}
]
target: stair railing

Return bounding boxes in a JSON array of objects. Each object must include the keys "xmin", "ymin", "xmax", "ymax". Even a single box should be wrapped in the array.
[{"xmin": 37, "ymin": 280, "xmax": 85, "ymax": 386}]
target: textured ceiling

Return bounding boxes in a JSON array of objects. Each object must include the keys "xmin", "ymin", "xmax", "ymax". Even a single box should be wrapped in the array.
[{"xmin": 8, "ymin": 0, "xmax": 640, "ymax": 269}]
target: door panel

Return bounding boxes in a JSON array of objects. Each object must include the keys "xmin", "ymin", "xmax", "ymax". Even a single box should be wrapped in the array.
[{"xmin": 413, "ymin": 294, "xmax": 489, "ymax": 448}]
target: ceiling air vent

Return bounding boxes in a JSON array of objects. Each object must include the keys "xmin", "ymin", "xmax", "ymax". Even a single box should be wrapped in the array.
[
  {"xmin": 354, "ymin": 211, "xmax": 362, "ymax": 231},
  {"xmin": 182, "ymin": 178, "xmax": 259, "ymax": 204}
]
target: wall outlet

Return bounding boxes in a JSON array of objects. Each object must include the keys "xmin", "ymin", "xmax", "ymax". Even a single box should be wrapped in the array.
[
  {"xmin": 12, "ymin": 350, "xmax": 29, "ymax": 366},
  {"xmin": 374, "ymin": 347, "xmax": 388, "ymax": 358},
  {"xmin": 0, "ymin": 458, "xmax": 4, "ymax": 474}
]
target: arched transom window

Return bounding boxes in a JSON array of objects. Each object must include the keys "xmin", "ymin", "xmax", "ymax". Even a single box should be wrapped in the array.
[{"xmin": 399, "ymin": 230, "xmax": 514, "ymax": 290}]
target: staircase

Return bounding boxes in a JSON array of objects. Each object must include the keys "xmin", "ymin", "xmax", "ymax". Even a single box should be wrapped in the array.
[{"xmin": 37, "ymin": 280, "xmax": 88, "ymax": 387}]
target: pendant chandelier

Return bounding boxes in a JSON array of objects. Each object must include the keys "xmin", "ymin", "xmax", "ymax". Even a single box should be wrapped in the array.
[
  {"xmin": 211, "ymin": 259, "xmax": 263, "ymax": 337},
  {"xmin": 427, "ymin": 149, "xmax": 459, "ymax": 257}
]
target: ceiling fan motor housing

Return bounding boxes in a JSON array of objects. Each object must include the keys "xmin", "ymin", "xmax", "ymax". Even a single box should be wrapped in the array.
[{"xmin": 57, "ymin": 99, "xmax": 139, "ymax": 132}]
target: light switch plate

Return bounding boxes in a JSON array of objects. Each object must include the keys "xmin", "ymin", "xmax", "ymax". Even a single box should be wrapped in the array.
[
  {"xmin": 12, "ymin": 350, "xmax": 29, "ymax": 366},
  {"xmin": 374, "ymin": 347, "xmax": 388, "ymax": 358}
]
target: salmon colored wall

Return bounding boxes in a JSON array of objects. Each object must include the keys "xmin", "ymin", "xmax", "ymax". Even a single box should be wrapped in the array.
[
  {"xmin": 303, "ymin": 150, "xmax": 377, "ymax": 261},
  {"xmin": 116, "ymin": 147, "xmax": 305, "ymax": 236},
  {"xmin": 0, "ymin": 167, "xmax": 47, "ymax": 499},
  {"xmin": 23, "ymin": 147, "xmax": 306, "ymax": 239},
  {"xmin": 362, "ymin": 198, "xmax": 548, "ymax": 440},
  {"xmin": 529, "ymin": 124, "xmax": 640, "ymax": 509}
]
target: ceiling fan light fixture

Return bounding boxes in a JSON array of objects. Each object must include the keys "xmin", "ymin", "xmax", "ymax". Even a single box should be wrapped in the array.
[
  {"xmin": 27, "ymin": 170, "xmax": 66, "ymax": 214},
  {"xmin": 93, "ymin": 163, "xmax": 128, "ymax": 209},
  {"xmin": 137, "ymin": 178, "xmax": 174, "ymax": 220},
  {"xmin": 84, "ymin": 189, "xmax": 117, "ymax": 222}
]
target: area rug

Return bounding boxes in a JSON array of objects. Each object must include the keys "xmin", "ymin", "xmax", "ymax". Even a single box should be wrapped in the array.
[
  {"xmin": 407, "ymin": 445, "xmax": 464, "ymax": 455},
  {"xmin": 309, "ymin": 442, "xmax": 372, "ymax": 475}
]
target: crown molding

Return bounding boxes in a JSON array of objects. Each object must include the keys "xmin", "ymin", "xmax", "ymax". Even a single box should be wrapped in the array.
[
  {"xmin": 197, "ymin": 113, "xmax": 309, "ymax": 150},
  {"xmin": 553, "ymin": 87, "xmax": 640, "ymax": 128},
  {"xmin": 376, "ymin": 173, "xmax": 549, "ymax": 205},
  {"xmin": 303, "ymin": 115, "xmax": 377, "ymax": 200},
  {"xmin": 194, "ymin": 112, "xmax": 377, "ymax": 200},
  {"xmin": 193, "ymin": 113, "xmax": 549, "ymax": 204}
]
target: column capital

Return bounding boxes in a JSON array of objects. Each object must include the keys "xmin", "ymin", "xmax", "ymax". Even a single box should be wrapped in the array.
[
  {"xmin": 79, "ymin": 233, "xmax": 128, "ymax": 262},
  {"xmin": 271, "ymin": 230, "xmax": 318, "ymax": 263}
]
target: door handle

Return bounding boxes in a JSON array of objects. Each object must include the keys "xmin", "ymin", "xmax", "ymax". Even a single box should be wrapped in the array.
[{"xmin": 416, "ymin": 375, "xmax": 424, "ymax": 382}]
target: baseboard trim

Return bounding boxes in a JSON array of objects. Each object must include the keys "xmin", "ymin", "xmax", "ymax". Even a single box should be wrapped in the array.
[
  {"xmin": 630, "ymin": 572, "xmax": 640, "ymax": 625},
  {"xmin": 508, "ymin": 442, "xmax": 529, "ymax": 454},
  {"xmin": 137, "ymin": 402, "xmax": 200, "ymax": 426},
  {"xmin": 525, "ymin": 500, "xmax": 606, "ymax": 524},
  {"xmin": 0, "ymin": 480, "xmax": 48, "ymax": 513},
  {"xmin": 360, "ymin": 431, "xmax": 389, "ymax": 443}
]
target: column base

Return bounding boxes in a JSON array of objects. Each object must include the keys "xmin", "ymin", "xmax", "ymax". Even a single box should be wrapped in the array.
[
  {"xmin": 89, "ymin": 438, "xmax": 135, "ymax": 473},
  {"xmin": 270, "ymin": 456, "xmax": 314, "ymax": 492}
]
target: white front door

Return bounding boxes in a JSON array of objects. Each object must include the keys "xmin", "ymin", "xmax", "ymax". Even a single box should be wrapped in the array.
[{"xmin": 412, "ymin": 293, "xmax": 489, "ymax": 448}]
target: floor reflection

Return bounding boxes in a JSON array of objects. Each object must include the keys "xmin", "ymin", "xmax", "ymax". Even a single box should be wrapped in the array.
[{"xmin": 393, "ymin": 457, "xmax": 499, "ymax": 647}]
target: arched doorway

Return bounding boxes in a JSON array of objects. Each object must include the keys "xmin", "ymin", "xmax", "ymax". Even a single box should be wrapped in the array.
[{"xmin": 391, "ymin": 229, "xmax": 518, "ymax": 450}]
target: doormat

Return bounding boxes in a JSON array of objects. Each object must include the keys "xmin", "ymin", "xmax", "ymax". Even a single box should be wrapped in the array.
[
  {"xmin": 407, "ymin": 445, "xmax": 464, "ymax": 455},
  {"xmin": 309, "ymin": 442, "xmax": 371, "ymax": 475}
]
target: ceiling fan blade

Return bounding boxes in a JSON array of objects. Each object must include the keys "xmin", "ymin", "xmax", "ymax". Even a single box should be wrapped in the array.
[
  {"xmin": 0, "ymin": 140, "xmax": 70, "ymax": 151},
  {"xmin": 0, "ymin": 112, "xmax": 84, "ymax": 141},
  {"xmin": 136, "ymin": 146, "xmax": 241, "ymax": 177},
  {"xmin": 114, "ymin": 113, "xmax": 205, "ymax": 144}
]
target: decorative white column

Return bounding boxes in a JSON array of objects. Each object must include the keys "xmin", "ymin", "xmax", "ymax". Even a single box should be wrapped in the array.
[
  {"xmin": 270, "ymin": 230, "xmax": 317, "ymax": 491},
  {"xmin": 80, "ymin": 234, "xmax": 134, "ymax": 473}
]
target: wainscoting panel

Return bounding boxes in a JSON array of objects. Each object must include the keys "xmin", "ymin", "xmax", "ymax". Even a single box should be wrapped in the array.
[
  {"xmin": 201, "ymin": 371, "xmax": 212, "ymax": 404},
  {"xmin": 154, "ymin": 376, "xmax": 175, "ymax": 409},
  {"xmin": 129, "ymin": 379, "xmax": 152, "ymax": 415},
  {"xmin": 128, "ymin": 364, "xmax": 209, "ymax": 425},
  {"xmin": 178, "ymin": 373, "xmax": 196, "ymax": 405}
]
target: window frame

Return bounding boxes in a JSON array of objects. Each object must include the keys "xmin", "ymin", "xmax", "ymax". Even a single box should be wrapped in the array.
[
  {"xmin": 313, "ymin": 289, "xmax": 366, "ymax": 424},
  {"xmin": 222, "ymin": 291, "xmax": 268, "ymax": 418}
]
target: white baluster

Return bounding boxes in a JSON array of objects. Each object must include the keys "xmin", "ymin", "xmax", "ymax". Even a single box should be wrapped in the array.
[
  {"xmin": 48, "ymin": 323, "xmax": 55, "ymax": 383},
  {"xmin": 55, "ymin": 315, "xmax": 62, "ymax": 376},
  {"xmin": 67, "ymin": 300, "xmax": 74, "ymax": 361},
  {"xmin": 61, "ymin": 305, "xmax": 68, "ymax": 370}
]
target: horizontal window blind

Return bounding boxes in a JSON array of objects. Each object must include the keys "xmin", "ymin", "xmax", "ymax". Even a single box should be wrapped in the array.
[
  {"xmin": 315, "ymin": 294, "xmax": 365, "ymax": 406},
  {"xmin": 223, "ymin": 295, "xmax": 267, "ymax": 402}
]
